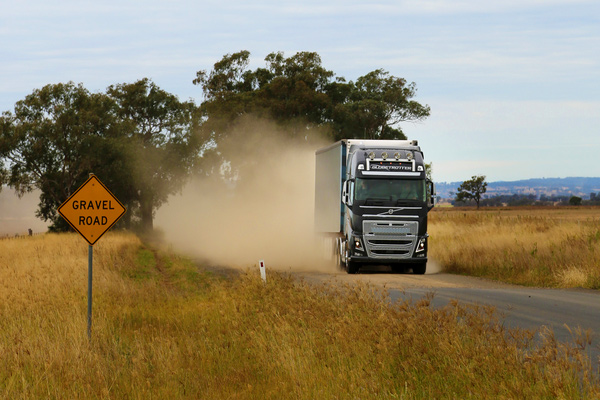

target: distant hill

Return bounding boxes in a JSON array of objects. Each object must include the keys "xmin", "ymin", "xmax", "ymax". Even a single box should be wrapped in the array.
[{"xmin": 435, "ymin": 177, "xmax": 600, "ymax": 200}]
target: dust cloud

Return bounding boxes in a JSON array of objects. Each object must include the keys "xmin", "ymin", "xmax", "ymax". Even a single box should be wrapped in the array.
[
  {"xmin": 0, "ymin": 189, "xmax": 50, "ymax": 236},
  {"xmin": 425, "ymin": 258, "xmax": 443, "ymax": 274},
  {"xmin": 155, "ymin": 118, "xmax": 337, "ymax": 272}
]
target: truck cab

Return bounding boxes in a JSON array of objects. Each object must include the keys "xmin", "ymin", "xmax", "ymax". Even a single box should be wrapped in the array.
[{"xmin": 315, "ymin": 139, "xmax": 435, "ymax": 274}]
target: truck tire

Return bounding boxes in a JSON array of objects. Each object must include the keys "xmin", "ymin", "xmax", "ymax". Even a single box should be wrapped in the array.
[
  {"xmin": 343, "ymin": 241, "xmax": 359, "ymax": 274},
  {"xmin": 337, "ymin": 257, "xmax": 345, "ymax": 270},
  {"xmin": 337, "ymin": 238, "xmax": 347, "ymax": 271},
  {"xmin": 346, "ymin": 261, "xmax": 359, "ymax": 274},
  {"xmin": 412, "ymin": 262, "xmax": 426, "ymax": 275}
]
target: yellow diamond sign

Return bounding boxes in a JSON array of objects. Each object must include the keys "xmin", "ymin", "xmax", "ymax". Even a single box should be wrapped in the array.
[{"xmin": 58, "ymin": 175, "xmax": 126, "ymax": 246}]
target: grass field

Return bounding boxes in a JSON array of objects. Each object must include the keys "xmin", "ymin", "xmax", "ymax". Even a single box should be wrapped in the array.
[
  {"xmin": 429, "ymin": 206, "xmax": 600, "ymax": 288},
  {"xmin": 1, "ymin": 231, "xmax": 599, "ymax": 398}
]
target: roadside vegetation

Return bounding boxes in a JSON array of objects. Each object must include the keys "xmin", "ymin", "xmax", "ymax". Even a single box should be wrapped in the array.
[
  {"xmin": 0, "ymin": 51, "xmax": 429, "ymax": 233},
  {"xmin": 430, "ymin": 206, "xmax": 600, "ymax": 288},
  {"xmin": 1, "ymin": 232, "xmax": 599, "ymax": 398}
]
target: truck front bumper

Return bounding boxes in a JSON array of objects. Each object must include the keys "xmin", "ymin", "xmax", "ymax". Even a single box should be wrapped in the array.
[
  {"xmin": 347, "ymin": 233, "xmax": 428, "ymax": 264},
  {"xmin": 348, "ymin": 255, "xmax": 427, "ymax": 265}
]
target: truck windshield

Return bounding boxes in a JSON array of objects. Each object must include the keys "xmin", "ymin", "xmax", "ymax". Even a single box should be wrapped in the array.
[{"xmin": 354, "ymin": 178, "xmax": 426, "ymax": 203}]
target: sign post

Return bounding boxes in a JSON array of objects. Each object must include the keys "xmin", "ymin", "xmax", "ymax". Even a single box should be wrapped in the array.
[
  {"xmin": 58, "ymin": 174, "xmax": 126, "ymax": 339},
  {"xmin": 88, "ymin": 244, "xmax": 93, "ymax": 339}
]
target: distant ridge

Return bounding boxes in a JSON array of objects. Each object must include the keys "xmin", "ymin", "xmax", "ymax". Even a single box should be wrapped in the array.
[{"xmin": 435, "ymin": 177, "xmax": 600, "ymax": 199}]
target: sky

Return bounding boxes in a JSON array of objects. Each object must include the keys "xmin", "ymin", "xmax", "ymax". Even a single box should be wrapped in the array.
[{"xmin": 1, "ymin": 0, "xmax": 599, "ymax": 183}]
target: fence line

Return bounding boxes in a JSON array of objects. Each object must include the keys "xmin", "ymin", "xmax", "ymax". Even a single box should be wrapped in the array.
[{"xmin": 0, "ymin": 231, "xmax": 45, "ymax": 241}]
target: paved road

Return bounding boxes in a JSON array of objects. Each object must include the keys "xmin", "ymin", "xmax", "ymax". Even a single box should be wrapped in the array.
[{"xmin": 292, "ymin": 264, "xmax": 600, "ymax": 366}]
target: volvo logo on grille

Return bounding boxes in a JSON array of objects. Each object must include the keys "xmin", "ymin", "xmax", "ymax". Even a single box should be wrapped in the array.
[{"xmin": 377, "ymin": 207, "xmax": 404, "ymax": 216}]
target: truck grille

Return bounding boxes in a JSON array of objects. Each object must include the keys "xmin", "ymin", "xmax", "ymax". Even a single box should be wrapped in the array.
[{"xmin": 362, "ymin": 220, "xmax": 418, "ymax": 259}]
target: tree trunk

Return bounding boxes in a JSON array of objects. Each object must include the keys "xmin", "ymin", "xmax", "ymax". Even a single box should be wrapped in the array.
[{"xmin": 140, "ymin": 191, "xmax": 154, "ymax": 232}]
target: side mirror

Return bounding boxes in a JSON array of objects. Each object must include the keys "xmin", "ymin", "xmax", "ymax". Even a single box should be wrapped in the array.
[
  {"xmin": 427, "ymin": 180, "xmax": 436, "ymax": 210},
  {"xmin": 342, "ymin": 180, "xmax": 354, "ymax": 206}
]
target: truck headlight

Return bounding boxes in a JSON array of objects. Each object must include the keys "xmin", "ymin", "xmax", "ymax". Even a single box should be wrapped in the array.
[
  {"xmin": 354, "ymin": 238, "xmax": 364, "ymax": 251},
  {"xmin": 415, "ymin": 237, "xmax": 426, "ymax": 253}
]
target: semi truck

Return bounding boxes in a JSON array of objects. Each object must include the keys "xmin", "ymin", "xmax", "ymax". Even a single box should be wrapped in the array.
[{"xmin": 314, "ymin": 139, "xmax": 435, "ymax": 274}]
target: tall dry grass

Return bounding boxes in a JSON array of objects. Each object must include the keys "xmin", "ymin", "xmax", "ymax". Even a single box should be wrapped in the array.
[
  {"xmin": 429, "ymin": 207, "xmax": 600, "ymax": 288},
  {"xmin": 1, "ymin": 232, "xmax": 599, "ymax": 398}
]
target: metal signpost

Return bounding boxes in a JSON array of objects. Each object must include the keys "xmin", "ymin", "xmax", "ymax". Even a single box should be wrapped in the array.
[{"xmin": 58, "ymin": 174, "xmax": 126, "ymax": 339}]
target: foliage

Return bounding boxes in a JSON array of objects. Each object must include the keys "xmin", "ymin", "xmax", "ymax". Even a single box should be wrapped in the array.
[
  {"xmin": 569, "ymin": 196, "xmax": 582, "ymax": 206},
  {"xmin": 478, "ymin": 194, "xmax": 588, "ymax": 207},
  {"xmin": 107, "ymin": 78, "xmax": 200, "ymax": 231},
  {"xmin": 481, "ymin": 193, "xmax": 538, "ymax": 207},
  {"xmin": 0, "ymin": 82, "xmax": 129, "ymax": 231},
  {"xmin": 330, "ymin": 69, "xmax": 430, "ymax": 139},
  {"xmin": 1, "ymin": 232, "xmax": 598, "ymax": 398},
  {"xmin": 1, "ymin": 51, "xmax": 429, "ymax": 231},
  {"xmin": 194, "ymin": 50, "xmax": 430, "ymax": 142},
  {"xmin": 425, "ymin": 162, "xmax": 433, "ymax": 181},
  {"xmin": 0, "ymin": 80, "xmax": 199, "ymax": 232},
  {"xmin": 0, "ymin": 164, "xmax": 6, "ymax": 192},
  {"xmin": 455, "ymin": 175, "xmax": 487, "ymax": 209}
]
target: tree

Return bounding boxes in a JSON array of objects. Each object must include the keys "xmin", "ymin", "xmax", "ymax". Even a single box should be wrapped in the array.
[
  {"xmin": 425, "ymin": 162, "xmax": 433, "ymax": 181},
  {"xmin": 194, "ymin": 51, "xmax": 430, "ymax": 142},
  {"xmin": 0, "ymin": 82, "xmax": 129, "ymax": 231},
  {"xmin": 455, "ymin": 175, "xmax": 488, "ymax": 209},
  {"xmin": 255, "ymin": 51, "xmax": 335, "ymax": 131},
  {"xmin": 192, "ymin": 51, "xmax": 255, "ymax": 138},
  {"xmin": 331, "ymin": 69, "xmax": 430, "ymax": 140},
  {"xmin": 107, "ymin": 78, "xmax": 200, "ymax": 232},
  {"xmin": 194, "ymin": 51, "xmax": 335, "ymax": 140},
  {"xmin": 0, "ymin": 79, "xmax": 199, "ymax": 233},
  {"xmin": 0, "ymin": 159, "xmax": 6, "ymax": 191},
  {"xmin": 569, "ymin": 196, "xmax": 582, "ymax": 206}
]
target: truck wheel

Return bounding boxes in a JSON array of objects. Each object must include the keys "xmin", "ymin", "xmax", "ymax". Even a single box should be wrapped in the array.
[
  {"xmin": 337, "ymin": 239, "xmax": 347, "ymax": 271},
  {"xmin": 343, "ymin": 242, "xmax": 359, "ymax": 274},
  {"xmin": 346, "ymin": 261, "xmax": 359, "ymax": 274},
  {"xmin": 412, "ymin": 262, "xmax": 426, "ymax": 275},
  {"xmin": 338, "ymin": 255, "xmax": 347, "ymax": 271},
  {"xmin": 337, "ymin": 257, "xmax": 345, "ymax": 270}
]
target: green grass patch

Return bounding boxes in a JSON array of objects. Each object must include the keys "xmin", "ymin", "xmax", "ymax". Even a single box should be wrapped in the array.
[{"xmin": 122, "ymin": 247, "xmax": 157, "ymax": 281}]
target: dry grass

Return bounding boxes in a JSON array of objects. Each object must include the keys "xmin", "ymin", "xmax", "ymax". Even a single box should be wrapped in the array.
[
  {"xmin": 429, "ymin": 207, "xmax": 600, "ymax": 288},
  {"xmin": 1, "ymin": 232, "xmax": 599, "ymax": 398}
]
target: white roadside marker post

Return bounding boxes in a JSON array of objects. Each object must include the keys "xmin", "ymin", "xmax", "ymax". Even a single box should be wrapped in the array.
[{"xmin": 259, "ymin": 260, "xmax": 267, "ymax": 283}]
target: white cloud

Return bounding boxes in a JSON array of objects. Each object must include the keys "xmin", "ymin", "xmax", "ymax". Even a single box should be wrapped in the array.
[
  {"xmin": 397, "ymin": 0, "xmax": 595, "ymax": 14},
  {"xmin": 406, "ymin": 99, "xmax": 600, "ymax": 181},
  {"xmin": 255, "ymin": 0, "xmax": 598, "ymax": 17},
  {"xmin": 1, "ymin": 0, "xmax": 599, "ymax": 184}
]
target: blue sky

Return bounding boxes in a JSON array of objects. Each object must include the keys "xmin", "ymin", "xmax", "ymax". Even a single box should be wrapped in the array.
[{"xmin": 2, "ymin": 0, "xmax": 599, "ymax": 182}]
